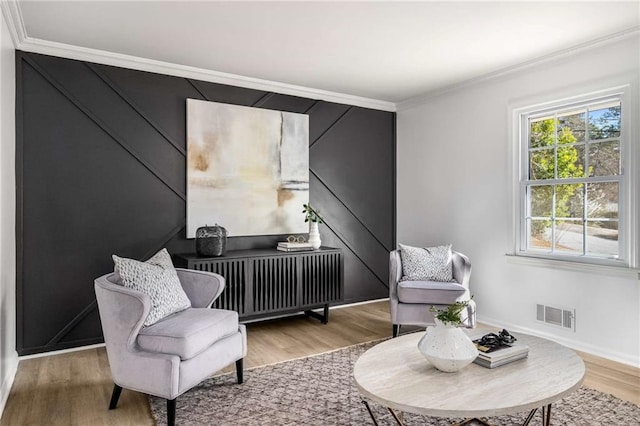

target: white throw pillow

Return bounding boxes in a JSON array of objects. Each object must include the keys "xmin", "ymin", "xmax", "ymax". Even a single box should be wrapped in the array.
[
  {"xmin": 398, "ymin": 243, "xmax": 454, "ymax": 282},
  {"xmin": 112, "ymin": 248, "xmax": 191, "ymax": 327}
]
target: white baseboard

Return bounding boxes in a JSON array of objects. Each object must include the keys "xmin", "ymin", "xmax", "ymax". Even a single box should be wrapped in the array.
[
  {"xmin": 18, "ymin": 343, "xmax": 106, "ymax": 361},
  {"xmin": 0, "ymin": 351, "xmax": 18, "ymax": 418},
  {"xmin": 477, "ymin": 315, "xmax": 640, "ymax": 369},
  {"xmin": 19, "ymin": 299, "xmax": 390, "ymax": 357},
  {"xmin": 242, "ymin": 297, "xmax": 389, "ymax": 324},
  {"xmin": 332, "ymin": 297, "xmax": 389, "ymax": 309}
]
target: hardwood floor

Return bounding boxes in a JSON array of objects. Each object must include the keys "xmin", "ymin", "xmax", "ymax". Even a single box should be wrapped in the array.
[{"xmin": 1, "ymin": 301, "xmax": 638, "ymax": 425}]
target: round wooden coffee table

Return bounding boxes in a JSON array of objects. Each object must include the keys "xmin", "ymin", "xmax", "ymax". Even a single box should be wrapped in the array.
[{"xmin": 353, "ymin": 331, "xmax": 585, "ymax": 426}]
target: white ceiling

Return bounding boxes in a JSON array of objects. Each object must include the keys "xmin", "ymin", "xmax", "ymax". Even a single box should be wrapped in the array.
[{"xmin": 16, "ymin": 1, "xmax": 640, "ymax": 104}]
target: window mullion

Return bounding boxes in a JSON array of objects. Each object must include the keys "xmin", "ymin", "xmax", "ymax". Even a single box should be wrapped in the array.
[
  {"xmin": 524, "ymin": 184, "xmax": 530, "ymax": 250},
  {"xmin": 551, "ymin": 185, "xmax": 556, "ymax": 253},
  {"xmin": 583, "ymin": 184, "xmax": 588, "ymax": 255},
  {"xmin": 583, "ymin": 107, "xmax": 589, "ymax": 255},
  {"xmin": 525, "ymin": 175, "xmax": 620, "ymax": 186},
  {"xmin": 554, "ymin": 111, "xmax": 558, "ymax": 180},
  {"xmin": 585, "ymin": 105, "xmax": 590, "ymax": 177}
]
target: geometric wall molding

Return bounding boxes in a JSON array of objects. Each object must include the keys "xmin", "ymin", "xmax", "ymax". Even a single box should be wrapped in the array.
[{"xmin": 16, "ymin": 51, "xmax": 395, "ymax": 355}]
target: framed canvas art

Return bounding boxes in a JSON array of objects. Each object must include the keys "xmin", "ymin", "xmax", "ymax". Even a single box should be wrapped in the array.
[{"xmin": 186, "ymin": 99, "xmax": 309, "ymax": 238}]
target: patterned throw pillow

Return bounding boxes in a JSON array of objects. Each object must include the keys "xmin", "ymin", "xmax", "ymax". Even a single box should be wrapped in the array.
[
  {"xmin": 112, "ymin": 248, "xmax": 191, "ymax": 327},
  {"xmin": 398, "ymin": 243, "xmax": 454, "ymax": 282}
]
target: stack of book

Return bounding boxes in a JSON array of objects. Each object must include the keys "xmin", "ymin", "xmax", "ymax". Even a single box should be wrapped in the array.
[
  {"xmin": 277, "ymin": 241, "xmax": 314, "ymax": 252},
  {"xmin": 473, "ymin": 340, "xmax": 529, "ymax": 369}
]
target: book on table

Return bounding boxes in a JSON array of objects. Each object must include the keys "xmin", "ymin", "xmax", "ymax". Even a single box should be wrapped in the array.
[
  {"xmin": 277, "ymin": 242, "xmax": 313, "ymax": 249},
  {"xmin": 473, "ymin": 339, "xmax": 529, "ymax": 368},
  {"xmin": 474, "ymin": 352, "xmax": 528, "ymax": 369},
  {"xmin": 276, "ymin": 245, "xmax": 314, "ymax": 252}
]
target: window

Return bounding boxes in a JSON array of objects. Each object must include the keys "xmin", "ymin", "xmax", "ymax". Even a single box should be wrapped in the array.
[{"xmin": 515, "ymin": 89, "xmax": 636, "ymax": 267}]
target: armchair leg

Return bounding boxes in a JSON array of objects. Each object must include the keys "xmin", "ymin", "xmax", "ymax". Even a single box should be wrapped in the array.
[
  {"xmin": 108, "ymin": 384, "xmax": 122, "ymax": 410},
  {"xmin": 392, "ymin": 324, "xmax": 400, "ymax": 338},
  {"xmin": 167, "ymin": 398, "xmax": 176, "ymax": 426},
  {"xmin": 236, "ymin": 358, "xmax": 244, "ymax": 384}
]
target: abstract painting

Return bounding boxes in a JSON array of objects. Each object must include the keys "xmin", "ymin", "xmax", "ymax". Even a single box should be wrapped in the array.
[{"xmin": 186, "ymin": 99, "xmax": 309, "ymax": 238}]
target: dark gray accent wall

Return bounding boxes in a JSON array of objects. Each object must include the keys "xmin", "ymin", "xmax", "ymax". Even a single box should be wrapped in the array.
[{"xmin": 16, "ymin": 51, "xmax": 396, "ymax": 355}]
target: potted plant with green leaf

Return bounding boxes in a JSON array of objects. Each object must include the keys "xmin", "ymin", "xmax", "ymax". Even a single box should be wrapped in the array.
[
  {"xmin": 429, "ymin": 301, "xmax": 470, "ymax": 327},
  {"xmin": 417, "ymin": 300, "xmax": 478, "ymax": 372},
  {"xmin": 302, "ymin": 203, "xmax": 323, "ymax": 249}
]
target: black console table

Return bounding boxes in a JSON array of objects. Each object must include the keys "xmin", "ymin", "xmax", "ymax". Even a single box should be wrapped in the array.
[{"xmin": 174, "ymin": 247, "xmax": 343, "ymax": 324}]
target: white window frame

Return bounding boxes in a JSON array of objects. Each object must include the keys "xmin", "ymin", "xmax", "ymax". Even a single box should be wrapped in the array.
[{"xmin": 509, "ymin": 84, "xmax": 639, "ymax": 270}]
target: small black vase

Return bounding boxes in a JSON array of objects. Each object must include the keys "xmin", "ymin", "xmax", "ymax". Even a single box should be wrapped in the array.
[{"xmin": 195, "ymin": 224, "xmax": 228, "ymax": 257}]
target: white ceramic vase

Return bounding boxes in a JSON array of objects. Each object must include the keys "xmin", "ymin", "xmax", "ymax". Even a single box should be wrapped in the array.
[
  {"xmin": 308, "ymin": 221, "xmax": 321, "ymax": 249},
  {"xmin": 417, "ymin": 318, "xmax": 478, "ymax": 373}
]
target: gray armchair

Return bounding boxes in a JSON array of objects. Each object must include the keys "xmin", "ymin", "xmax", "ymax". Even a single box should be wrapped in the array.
[
  {"xmin": 389, "ymin": 250, "xmax": 476, "ymax": 337},
  {"xmin": 95, "ymin": 268, "xmax": 246, "ymax": 426}
]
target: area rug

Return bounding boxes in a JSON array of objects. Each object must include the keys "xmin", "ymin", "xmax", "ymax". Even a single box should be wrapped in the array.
[{"xmin": 149, "ymin": 341, "xmax": 639, "ymax": 425}]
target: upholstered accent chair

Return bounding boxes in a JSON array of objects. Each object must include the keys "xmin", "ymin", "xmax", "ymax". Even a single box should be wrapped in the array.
[
  {"xmin": 95, "ymin": 269, "xmax": 246, "ymax": 426},
  {"xmin": 389, "ymin": 250, "xmax": 476, "ymax": 337}
]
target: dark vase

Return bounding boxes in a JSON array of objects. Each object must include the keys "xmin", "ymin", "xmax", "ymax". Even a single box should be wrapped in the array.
[{"xmin": 195, "ymin": 224, "xmax": 228, "ymax": 257}]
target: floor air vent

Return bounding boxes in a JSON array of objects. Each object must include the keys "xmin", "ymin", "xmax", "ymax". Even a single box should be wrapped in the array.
[{"xmin": 536, "ymin": 304, "xmax": 575, "ymax": 331}]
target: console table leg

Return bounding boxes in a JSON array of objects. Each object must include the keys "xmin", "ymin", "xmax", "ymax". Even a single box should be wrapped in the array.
[{"xmin": 304, "ymin": 305, "xmax": 329, "ymax": 324}]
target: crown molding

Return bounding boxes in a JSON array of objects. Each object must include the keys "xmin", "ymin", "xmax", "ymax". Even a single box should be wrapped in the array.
[
  {"xmin": 0, "ymin": 1, "xmax": 395, "ymax": 112},
  {"xmin": 397, "ymin": 26, "xmax": 640, "ymax": 112},
  {"xmin": 3, "ymin": 0, "xmax": 638, "ymax": 114},
  {"xmin": 19, "ymin": 37, "xmax": 397, "ymax": 111},
  {"xmin": 0, "ymin": 1, "xmax": 25, "ymax": 48}
]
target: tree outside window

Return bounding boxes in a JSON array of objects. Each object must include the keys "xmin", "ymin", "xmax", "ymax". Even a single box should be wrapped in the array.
[{"xmin": 525, "ymin": 100, "xmax": 621, "ymax": 258}]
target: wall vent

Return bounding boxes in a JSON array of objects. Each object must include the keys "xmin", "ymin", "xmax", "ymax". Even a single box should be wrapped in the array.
[{"xmin": 536, "ymin": 304, "xmax": 575, "ymax": 331}]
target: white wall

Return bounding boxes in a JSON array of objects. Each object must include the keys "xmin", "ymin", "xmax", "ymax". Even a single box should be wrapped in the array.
[
  {"xmin": 0, "ymin": 7, "xmax": 16, "ymax": 417},
  {"xmin": 397, "ymin": 35, "xmax": 640, "ymax": 366}
]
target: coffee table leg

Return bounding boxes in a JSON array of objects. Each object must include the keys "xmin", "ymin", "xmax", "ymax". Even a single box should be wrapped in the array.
[
  {"xmin": 361, "ymin": 400, "xmax": 405, "ymax": 426},
  {"xmin": 362, "ymin": 400, "xmax": 551, "ymax": 426},
  {"xmin": 388, "ymin": 407, "xmax": 404, "ymax": 425},
  {"xmin": 361, "ymin": 400, "xmax": 380, "ymax": 426},
  {"xmin": 542, "ymin": 404, "xmax": 552, "ymax": 426},
  {"xmin": 521, "ymin": 405, "xmax": 552, "ymax": 426},
  {"xmin": 522, "ymin": 408, "xmax": 538, "ymax": 426},
  {"xmin": 453, "ymin": 418, "xmax": 492, "ymax": 426}
]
